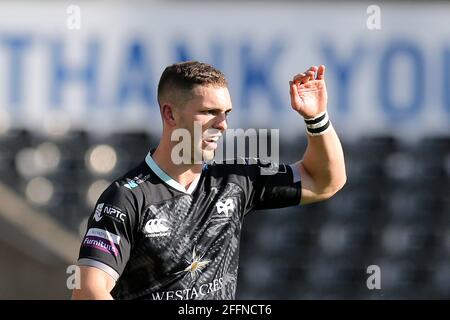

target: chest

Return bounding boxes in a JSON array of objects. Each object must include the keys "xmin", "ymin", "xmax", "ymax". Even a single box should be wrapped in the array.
[{"xmin": 136, "ymin": 183, "xmax": 245, "ymax": 256}]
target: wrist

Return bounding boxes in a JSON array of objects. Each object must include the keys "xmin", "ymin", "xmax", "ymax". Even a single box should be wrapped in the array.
[{"xmin": 304, "ymin": 111, "xmax": 331, "ymax": 136}]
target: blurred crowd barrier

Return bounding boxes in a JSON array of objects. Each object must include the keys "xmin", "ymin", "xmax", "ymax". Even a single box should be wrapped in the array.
[{"xmin": 0, "ymin": 129, "xmax": 448, "ymax": 298}]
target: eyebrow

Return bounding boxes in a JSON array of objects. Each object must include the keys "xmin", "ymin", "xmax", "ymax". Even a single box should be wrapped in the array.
[{"xmin": 201, "ymin": 107, "xmax": 232, "ymax": 113}]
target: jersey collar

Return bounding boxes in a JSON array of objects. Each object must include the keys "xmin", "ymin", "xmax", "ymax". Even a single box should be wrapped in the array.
[{"xmin": 145, "ymin": 151, "xmax": 201, "ymax": 194}]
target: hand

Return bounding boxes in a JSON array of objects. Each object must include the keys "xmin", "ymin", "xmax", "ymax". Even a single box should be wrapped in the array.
[{"xmin": 289, "ymin": 65, "xmax": 328, "ymax": 119}]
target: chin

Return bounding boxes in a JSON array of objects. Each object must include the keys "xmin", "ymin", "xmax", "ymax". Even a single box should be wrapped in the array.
[
  {"xmin": 202, "ymin": 149, "xmax": 215, "ymax": 162},
  {"xmin": 191, "ymin": 147, "xmax": 214, "ymax": 164}
]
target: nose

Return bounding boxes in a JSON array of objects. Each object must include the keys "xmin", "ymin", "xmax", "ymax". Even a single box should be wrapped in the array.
[{"xmin": 213, "ymin": 113, "xmax": 228, "ymax": 132}]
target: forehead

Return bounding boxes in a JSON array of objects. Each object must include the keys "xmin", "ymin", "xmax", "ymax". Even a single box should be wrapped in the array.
[{"xmin": 189, "ymin": 85, "xmax": 232, "ymax": 109}]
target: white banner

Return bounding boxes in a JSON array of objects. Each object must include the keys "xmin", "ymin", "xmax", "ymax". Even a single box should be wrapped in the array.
[{"xmin": 0, "ymin": 1, "xmax": 449, "ymax": 140}]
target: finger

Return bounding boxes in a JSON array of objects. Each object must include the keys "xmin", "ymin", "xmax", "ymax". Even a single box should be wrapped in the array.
[
  {"xmin": 299, "ymin": 66, "xmax": 317, "ymax": 83},
  {"xmin": 289, "ymin": 81, "xmax": 302, "ymax": 107},
  {"xmin": 301, "ymin": 69, "xmax": 314, "ymax": 84},
  {"xmin": 317, "ymin": 65, "xmax": 325, "ymax": 80},
  {"xmin": 293, "ymin": 73, "xmax": 307, "ymax": 84},
  {"xmin": 308, "ymin": 66, "xmax": 318, "ymax": 80},
  {"xmin": 308, "ymin": 65, "xmax": 318, "ymax": 73}
]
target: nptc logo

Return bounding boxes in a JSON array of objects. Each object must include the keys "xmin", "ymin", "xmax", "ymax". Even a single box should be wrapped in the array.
[
  {"xmin": 93, "ymin": 203, "xmax": 126, "ymax": 222},
  {"xmin": 93, "ymin": 203, "xmax": 104, "ymax": 222}
]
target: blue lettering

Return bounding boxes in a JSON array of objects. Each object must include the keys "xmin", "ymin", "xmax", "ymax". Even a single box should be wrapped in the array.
[
  {"xmin": 321, "ymin": 42, "xmax": 365, "ymax": 114},
  {"xmin": 50, "ymin": 39, "xmax": 99, "ymax": 107},
  {"xmin": 173, "ymin": 40, "xmax": 224, "ymax": 70},
  {"xmin": 443, "ymin": 48, "xmax": 450, "ymax": 117},
  {"xmin": 379, "ymin": 41, "xmax": 424, "ymax": 121},
  {"xmin": 174, "ymin": 41, "xmax": 191, "ymax": 63},
  {"xmin": 116, "ymin": 40, "xmax": 154, "ymax": 107},
  {"xmin": 2, "ymin": 36, "xmax": 31, "ymax": 107},
  {"xmin": 240, "ymin": 40, "xmax": 284, "ymax": 111}
]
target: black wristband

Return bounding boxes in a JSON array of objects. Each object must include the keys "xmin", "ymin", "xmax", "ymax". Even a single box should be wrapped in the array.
[{"xmin": 304, "ymin": 112, "xmax": 331, "ymax": 136}]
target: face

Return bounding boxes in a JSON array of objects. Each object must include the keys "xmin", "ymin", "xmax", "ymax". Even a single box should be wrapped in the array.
[{"xmin": 174, "ymin": 85, "xmax": 232, "ymax": 163}]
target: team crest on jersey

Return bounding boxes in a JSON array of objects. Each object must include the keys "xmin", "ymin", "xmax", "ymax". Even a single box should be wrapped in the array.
[
  {"xmin": 173, "ymin": 246, "xmax": 211, "ymax": 281},
  {"xmin": 215, "ymin": 198, "xmax": 235, "ymax": 217}
]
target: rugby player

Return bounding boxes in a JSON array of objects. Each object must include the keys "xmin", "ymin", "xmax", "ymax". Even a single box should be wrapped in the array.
[{"xmin": 72, "ymin": 61, "xmax": 346, "ymax": 299}]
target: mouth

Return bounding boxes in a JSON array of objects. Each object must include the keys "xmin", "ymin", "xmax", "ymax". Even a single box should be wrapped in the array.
[
  {"xmin": 204, "ymin": 136, "xmax": 220, "ymax": 143},
  {"xmin": 202, "ymin": 136, "xmax": 221, "ymax": 150}
]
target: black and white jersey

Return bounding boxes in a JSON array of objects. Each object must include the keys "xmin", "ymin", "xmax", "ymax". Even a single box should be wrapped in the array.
[{"xmin": 77, "ymin": 151, "xmax": 301, "ymax": 300}]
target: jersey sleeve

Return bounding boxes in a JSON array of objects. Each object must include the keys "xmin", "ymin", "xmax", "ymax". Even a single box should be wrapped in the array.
[
  {"xmin": 77, "ymin": 183, "xmax": 137, "ymax": 281},
  {"xmin": 240, "ymin": 159, "xmax": 302, "ymax": 213}
]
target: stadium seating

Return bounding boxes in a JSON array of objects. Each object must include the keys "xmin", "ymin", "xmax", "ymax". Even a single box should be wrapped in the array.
[{"xmin": 0, "ymin": 129, "xmax": 448, "ymax": 299}]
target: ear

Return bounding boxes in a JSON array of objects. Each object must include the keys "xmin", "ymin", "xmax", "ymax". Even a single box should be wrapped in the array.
[{"xmin": 161, "ymin": 104, "xmax": 177, "ymax": 126}]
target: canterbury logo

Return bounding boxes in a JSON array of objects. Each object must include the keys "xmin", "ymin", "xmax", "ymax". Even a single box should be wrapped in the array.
[
  {"xmin": 216, "ymin": 199, "xmax": 234, "ymax": 217},
  {"xmin": 144, "ymin": 219, "xmax": 170, "ymax": 237}
]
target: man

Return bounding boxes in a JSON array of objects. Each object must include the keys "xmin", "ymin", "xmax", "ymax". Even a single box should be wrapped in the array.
[{"xmin": 72, "ymin": 61, "xmax": 346, "ymax": 300}]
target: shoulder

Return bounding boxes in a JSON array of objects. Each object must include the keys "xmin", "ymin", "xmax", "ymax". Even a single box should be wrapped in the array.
[
  {"xmin": 115, "ymin": 161, "xmax": 152, "ymax": 191},
  {"xmin": 100, "ymin": 161, "xmax": 151, "ymax": 208},
  {"xmin": 206, "ymin": 158, "xmax": 283, "ymax": 177},
  {"xmin": 205, "ymin": 158, "xmax": 250, "ymax": 178},
  {"xmin": 204, "ymin": 158, "xmax": 273, "ymax": 189}
]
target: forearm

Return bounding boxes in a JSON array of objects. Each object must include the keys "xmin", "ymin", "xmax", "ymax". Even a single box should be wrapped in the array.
[
  {"xmin": 288, "ymin": 64, "xmax": 346, "ymax": 203},
  {"xmin": 298, "ymin": 124, "xmax": 346, "ymax": 197},
  {"xmin": 71, "ymin": 266, "xmax": 115, "ymax": 300}
]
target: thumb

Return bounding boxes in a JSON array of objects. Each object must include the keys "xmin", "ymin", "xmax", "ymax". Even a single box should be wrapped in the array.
[{"xmin": 289, "ymin": 81, "xmax": 302, "ymax": 108}]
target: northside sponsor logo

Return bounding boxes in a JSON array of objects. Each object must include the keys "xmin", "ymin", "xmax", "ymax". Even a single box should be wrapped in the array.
[
  {"xmin": 86, "ymin": 228, "xmax": 121, "ymax": 244},
  {"xmin": 82, "ymin": 228, "xmax": 121, "ymax": 256},
  {"xmin": 144, "ymin": 218, "xmax": 170, "ymax": 238},
  {"xmin": 93, "ymin": 203, "xmax": 126, "ymax": 223},
  {"xmin": 123, "ymin": 174, "xmax": 150, "ymax": 189}
]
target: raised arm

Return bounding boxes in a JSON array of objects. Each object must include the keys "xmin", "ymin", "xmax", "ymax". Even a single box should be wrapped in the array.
[{"xmin": 289, "ymin": 65, "xmax": 346, "ymax": 205}]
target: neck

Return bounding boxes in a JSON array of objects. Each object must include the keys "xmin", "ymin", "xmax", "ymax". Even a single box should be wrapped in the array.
[{"xmin": 152, "ymin": 139, "xmax": 203, "ymax": 189}]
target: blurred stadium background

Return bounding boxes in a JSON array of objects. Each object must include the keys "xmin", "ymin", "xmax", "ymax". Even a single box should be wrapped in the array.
[{"xmin": 0, "ymin": 0, "xmax": 449, "ymax": 299}]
